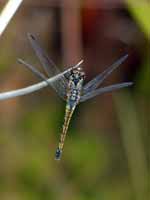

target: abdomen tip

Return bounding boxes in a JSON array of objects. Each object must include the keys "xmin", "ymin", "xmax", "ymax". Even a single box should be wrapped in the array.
[{"xmin": 55, "ymin": 148, "xmax": 62, "ymax": 160}]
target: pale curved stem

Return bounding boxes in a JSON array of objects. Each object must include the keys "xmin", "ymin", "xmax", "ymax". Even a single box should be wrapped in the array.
[
  {"xmin": 0, "ymin": 80, "xmax": 48, "ymax": 100},
  {"xmin": 0, "ymin": 60, "xmax": 83, "ymax": 101}
]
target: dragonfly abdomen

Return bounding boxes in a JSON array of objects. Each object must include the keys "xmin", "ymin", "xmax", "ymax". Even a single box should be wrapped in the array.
[{"xmin": 55, "ymin": 106, "xmax": 75, "ymax": 160}]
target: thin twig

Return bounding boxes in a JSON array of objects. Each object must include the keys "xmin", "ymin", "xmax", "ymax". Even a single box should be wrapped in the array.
[{"xmin": 0, "ymin": 60, "xmax": 83, "ymax": 100}]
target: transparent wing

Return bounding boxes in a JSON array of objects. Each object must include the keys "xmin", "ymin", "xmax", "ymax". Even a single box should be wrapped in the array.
[
  {"xmin": 18, "ymin": 58, "xmax": 66, "ymax": 100},
  {"xmin": 27, "ymin": 33, "xmax": 67, "ymax": 97},
  {"xmin": 83, "ymin": 54, "xmax": 128, "ymax": 95},
  {"xmin": 27, "ymin": 33, "xmax": 60, "ymax": 76},
  {"xmin": 18, "ymin": 59, "xmax": 49, "ymax": 82},
  {"xmin": 80, "ymin": 82, "xmax": 133, "ymax": 103}
]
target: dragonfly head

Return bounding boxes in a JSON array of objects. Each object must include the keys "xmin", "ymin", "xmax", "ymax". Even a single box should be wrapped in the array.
[{"xmin": 70, "ymin": 67, "xmax": 85, "ymax": 84}]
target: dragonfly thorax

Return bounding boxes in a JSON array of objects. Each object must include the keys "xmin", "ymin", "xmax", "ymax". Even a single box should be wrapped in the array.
[{"xmin": 66, "ymin": 68, "xmax": 85, "ymax": 105}]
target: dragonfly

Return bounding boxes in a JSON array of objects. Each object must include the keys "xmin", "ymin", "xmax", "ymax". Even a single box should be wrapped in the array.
[{"xmin": 15, "ymin": 33, "xmax": 133, "ymax": 160}]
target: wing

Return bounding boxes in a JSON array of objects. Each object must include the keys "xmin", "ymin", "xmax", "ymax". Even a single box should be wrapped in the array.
[
  {"xmin": 18, "ymin": 59, "xmax": 49, "ymax": 82},
  {"xmin": 80, "ymin": 82, "xmax": 133, "ymax": 103},
  {"xmin": 27, "ymin": 33, "xmax": 67, "ymax": 98},
  {"xmin": 18, "ymin": 58, "xmax": 66, "ymax": 99},
  {"xmin": 83, "ymin": 54, "xmax": 128, "ymax": 95}
]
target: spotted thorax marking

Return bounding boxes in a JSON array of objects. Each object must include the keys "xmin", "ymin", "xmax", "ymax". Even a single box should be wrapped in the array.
[{"xmin": 67, "ymin": 67, "xmax": 85, "ymax": 106}]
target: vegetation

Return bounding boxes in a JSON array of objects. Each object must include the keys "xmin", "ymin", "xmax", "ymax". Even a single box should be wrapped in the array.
[{"xmin": 0, "ymin": 1, "xmax": 149, "ymax": 199}]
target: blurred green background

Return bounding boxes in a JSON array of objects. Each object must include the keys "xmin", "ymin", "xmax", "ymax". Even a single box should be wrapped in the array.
[{"xmin": 0, "ymin": 0, "xmax": 149, "ymax": 200}]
